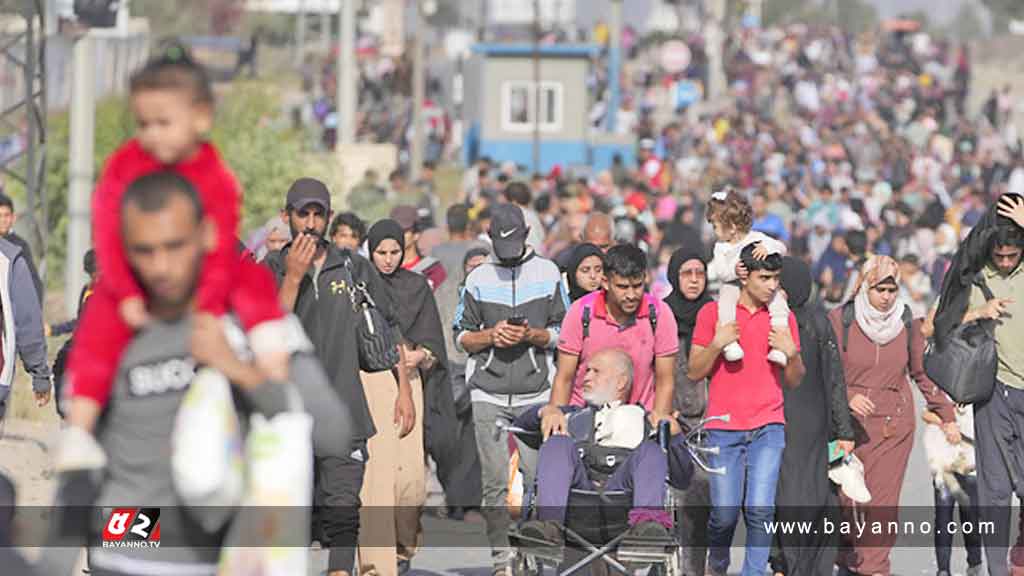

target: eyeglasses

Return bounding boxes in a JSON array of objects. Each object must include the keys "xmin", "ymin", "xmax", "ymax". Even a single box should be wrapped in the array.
[{"xmin": 680, "ymin": 269, "xmax": 706, "ymax": 279}]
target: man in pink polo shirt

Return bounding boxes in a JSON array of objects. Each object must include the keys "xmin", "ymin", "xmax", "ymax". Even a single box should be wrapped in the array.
[
  {"xmin": 540, "ymin": 244, "xmax": 678, "ymax": 436},
  {"xmin": 688, "ymin": 243, "xmax": 804, "ymax": 576}
]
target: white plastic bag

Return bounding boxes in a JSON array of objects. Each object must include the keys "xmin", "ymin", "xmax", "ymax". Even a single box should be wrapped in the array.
[
  {"xmin": 218, "ymin": 389, "xmax": 313, "ymax": 576},
  {"xmin": 171, "ymin": 367, "xmax": 245, "ymax": 518}
]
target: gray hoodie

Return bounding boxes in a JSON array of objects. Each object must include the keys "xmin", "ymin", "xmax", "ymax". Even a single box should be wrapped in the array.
[{"xmin": 0, "ymin": 237, "xmax": 49, "ymax": 394}]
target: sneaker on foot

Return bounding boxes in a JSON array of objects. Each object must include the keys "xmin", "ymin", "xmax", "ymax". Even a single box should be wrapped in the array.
[
  {"xmin": 54, "ymin": 426, "xmax": 107, "ymax": 472},
  {"xmin": 397, "ymin": 559, "xmax": 411, "ymax": 576},
  {"xmin": 767, "ymin": 348, "xmax": 788, "ymax": 366},
  {"xmin": 966, "ymin": 566, "xmax": 983, "ymax": 576},
  {"xmin": 723, "ymin": 342, "xmax": 744, "ymax": 362},
  {"xmin": 519, "ymin": 520, "xmax": 562, "ymax": 546}
]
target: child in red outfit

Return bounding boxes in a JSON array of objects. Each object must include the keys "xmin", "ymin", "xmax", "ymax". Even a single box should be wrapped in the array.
[{"xmin": 62, "ymin": 45, "xmax": 288, "ymax": 454}]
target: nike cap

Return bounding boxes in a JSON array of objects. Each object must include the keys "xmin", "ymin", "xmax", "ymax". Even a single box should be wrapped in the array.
[
  {"xmin": 489, "ymin": 203, "xmax": 528, "ymax": 261},
  {"xmin": 286, "ymin": 178, "xmax": 331, "ymax": 212}
]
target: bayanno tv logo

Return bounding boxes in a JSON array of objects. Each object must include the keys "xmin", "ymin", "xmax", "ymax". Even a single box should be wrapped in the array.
[{"xmin": 101, "ymin": 508, "xmax": 161, "ymax": 549}]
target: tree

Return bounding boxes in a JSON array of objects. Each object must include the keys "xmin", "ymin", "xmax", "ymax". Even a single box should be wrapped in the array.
[
  {"xmin": 951, "ymin": 3, "xmax": 986, "ymax": 41},
  {"xmin": 835, "ymin": 0, "xmax": 879, "ymax": 36},
  {"xmin": 979, "ymin": 0, "xmax": 1024, "ymax": 35},
  {"xmin": 901, "ymin": 9, "xmax": 934, "ymax": 34}
]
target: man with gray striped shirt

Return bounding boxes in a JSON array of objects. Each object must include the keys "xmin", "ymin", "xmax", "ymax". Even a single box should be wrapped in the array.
[{"xmin": 454, "ymin": 203, "xmax": 567, "ymax": 576}]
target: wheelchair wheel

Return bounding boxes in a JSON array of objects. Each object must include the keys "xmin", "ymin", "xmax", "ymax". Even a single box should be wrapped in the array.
[{"xmin": 648, "ymin": 546, "xmax": 683, "ymax": 576}]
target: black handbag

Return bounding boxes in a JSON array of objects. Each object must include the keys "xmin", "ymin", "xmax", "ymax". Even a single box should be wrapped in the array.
[
  {"xmin": 341, "ymin": 257, "xmax": 400, "ymax": 373},
  {"xmin": 924, "ymin": 277, "xmax": 998, "ymax": 404}
]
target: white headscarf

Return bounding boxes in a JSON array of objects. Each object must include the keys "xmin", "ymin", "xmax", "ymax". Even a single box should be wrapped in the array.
[{"xmin": 853, "ymin": 255, "xmax": 908, "ymax": 346}]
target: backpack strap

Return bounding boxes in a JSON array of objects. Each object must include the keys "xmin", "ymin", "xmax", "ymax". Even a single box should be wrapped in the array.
[
  {"xmin": 840, "ymin": 300, "xmax": 855, "ymax": 353},
  {"xmin": 974, "ymin": 274, "xmax": 996, "ymax": 302},
  {"xmin": 582, "ymin": 306, "xmax": 591, "ymax": 341},
  {"xmin": 902, "ymin": 305, "xmax": 913, "ymax": 365}
]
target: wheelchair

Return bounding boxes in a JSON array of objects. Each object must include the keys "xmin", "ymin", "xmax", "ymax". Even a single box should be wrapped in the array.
[{"xmin": 502, "ymin": 413, "xmax": 730, "ymax": 576}]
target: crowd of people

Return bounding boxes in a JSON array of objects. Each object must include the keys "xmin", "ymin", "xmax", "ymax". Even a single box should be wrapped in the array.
[
  {"xmin": 8, "ymin": 13, "xmax": 1024, "ymax": 576},
  {"xmin": 263, "ymin": 19, "xmax": 1024, "ymax": 576}
]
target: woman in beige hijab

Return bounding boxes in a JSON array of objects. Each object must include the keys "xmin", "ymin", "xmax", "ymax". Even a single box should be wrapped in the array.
[{"xmin": 828, "ymin": 256, "xmax": 958, "ymax": 576}]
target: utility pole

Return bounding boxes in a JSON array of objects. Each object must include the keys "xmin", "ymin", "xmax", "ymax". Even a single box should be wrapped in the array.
[
  {"xmin": 532, "ymin": 0, "xmax": 540, "ymax": 172},
  {"xmin": 705, "ymin": 0, "xmax": 726, "ymax": 101},
  {"xmin": 337, "ymin": 0, "xmax": 357, "ymax": 145},
  {"xmin": 321, "ymin": 10, "xmax": 331, "ymax": 54},
  {"xmin": 411, "ymin": 1, "xmax": 425, "ymax": 182},
  {"xmin": 606, "ymin": 0, "xmax": 622, "ymax": 132},
  {"xmin": 3, "ymin": 1, "xmax": 47, "ymax": 291},
  {"xmin": 294, "ymin": 0, "xmax": 306, "ymax": 66},
  {"xmin": 67, "ymin": 33, "xmax": 95, "ymax": 316}
]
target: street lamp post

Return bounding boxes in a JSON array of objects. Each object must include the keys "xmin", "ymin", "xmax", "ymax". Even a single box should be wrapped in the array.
[
  {"xmin": 337, "ymin": 0, "xmax": 356, "ymax": 145},
  {"xmin": 410, "ymin": 0, "xmax": 436, "ymax": 182}
]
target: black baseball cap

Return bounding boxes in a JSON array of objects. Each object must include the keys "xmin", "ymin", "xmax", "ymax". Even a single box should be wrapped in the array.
[
  {"xmin": 489, "ymin": 204, "xmax": 528, "ymax": 261},
  {"xmin": 286, "ymin": 178, "xmax": 331, "ymax": 212}
]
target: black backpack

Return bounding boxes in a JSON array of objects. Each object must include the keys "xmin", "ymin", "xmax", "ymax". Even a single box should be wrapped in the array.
[
  {"xmin": 923, "ymin": 276, "xmax": 998, "ymax": 404},
  {"xmin": 838, "ymin": 300, "xmax": 913, "ymax": 363}
]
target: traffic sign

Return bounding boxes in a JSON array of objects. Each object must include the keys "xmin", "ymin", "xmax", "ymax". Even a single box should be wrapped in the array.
[
  {"xmin": 673, "ymin": 80, "xmax": 702, "ymax": 109},
  {"xmin": 659, "ymin": 40, "xmax": 691, "ymax": 73}
]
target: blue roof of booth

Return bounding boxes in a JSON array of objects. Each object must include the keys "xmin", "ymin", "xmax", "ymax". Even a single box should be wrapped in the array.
[{"xmin": 471, "ymin": 43, "xmax": 599, "ymax": 58}]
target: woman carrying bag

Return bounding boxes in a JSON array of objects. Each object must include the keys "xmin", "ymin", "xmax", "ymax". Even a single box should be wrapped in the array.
[
  {"xmin": 829, "ymin": 256, "xmax": 959, "ymax": 576},
  {"xmin": 363, "ymin": 220, "xmax": 461, "ymax": 576}
]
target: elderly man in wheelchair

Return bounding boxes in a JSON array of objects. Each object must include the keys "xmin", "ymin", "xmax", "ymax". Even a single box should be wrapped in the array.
[{"xmin": 508, "ymin": 348, "xmax": 708, "ymax": 560}]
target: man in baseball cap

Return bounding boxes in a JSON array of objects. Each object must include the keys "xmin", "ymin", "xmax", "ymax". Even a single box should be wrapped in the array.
[
  {"xmin": 268, "ymin": 176, "xmax": 411, "ymax": 576},
  {"xmin": 286, "ymin": 177, "xmax": 332, "ymax": 212},
  {"xmin": 453, "ymin": 195, "xmax": 566, "ymax": 576},
  {"xmin": 489, "ymin": 204, "xmax": 530, "ymax": 263}
]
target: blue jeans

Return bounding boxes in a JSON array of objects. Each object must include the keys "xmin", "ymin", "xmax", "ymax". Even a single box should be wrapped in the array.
[{"xmin": 706, "ymin": 424, "xmax": 785, "ymax": 576}]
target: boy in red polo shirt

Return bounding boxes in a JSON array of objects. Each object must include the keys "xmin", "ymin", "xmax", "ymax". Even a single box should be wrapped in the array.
[{"xmin": 688, "ymin": 243, "xmax": 804, "ymax": 576}]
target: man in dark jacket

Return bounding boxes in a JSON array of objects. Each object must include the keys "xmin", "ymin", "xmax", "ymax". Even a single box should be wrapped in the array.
[{"xmin": 264, "ymin": 177, "xmax": 413, "ymax": 576}]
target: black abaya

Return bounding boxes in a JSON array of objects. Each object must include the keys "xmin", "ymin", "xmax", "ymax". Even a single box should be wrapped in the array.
[
  {"xmin": 771, "ymin": 257, "xmax": 854, "ymax": 576},
  {"xmin": 367, "ymin": 220, "xmax": 481, "ymax": 509}
]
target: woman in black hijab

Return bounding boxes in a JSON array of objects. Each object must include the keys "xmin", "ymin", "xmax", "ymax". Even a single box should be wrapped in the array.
[
  {"xmin": 663, "ymin": 247, "xmax": 713, "ymax": 576},
  {"xmin": 770, "ymin": 256, "xmax": 855, "ymax": 576},
  {"xmin": 564, "ymin": 243, "xmax": 605, "ymax": 302},
  {"xmin": 366, "ymin": 219, "xmax": 461, "ymax": 568}
]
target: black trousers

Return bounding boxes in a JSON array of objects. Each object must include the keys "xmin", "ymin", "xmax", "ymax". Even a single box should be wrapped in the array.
[
  {"xmin": 933, "ymin": 473, "xmax": 983, "ymax": 572},
  {"xmin": 314, "ymin": 440, "xmax": 369, "ymax": 573},
  {"xmin": 974, "ymin": 381, "xmax": 1024, "ymax": 576}
]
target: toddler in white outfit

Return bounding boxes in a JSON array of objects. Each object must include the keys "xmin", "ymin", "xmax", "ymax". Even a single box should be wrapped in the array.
[{"xmin": 706, "ymin": 190, "xmax": 790, "ymax": 365}]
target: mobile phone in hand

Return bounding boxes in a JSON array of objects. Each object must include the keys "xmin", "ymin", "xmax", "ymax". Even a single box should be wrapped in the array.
[{"xmin": 507, "ymin": 316, "xmax": 527, "ymax": 326}]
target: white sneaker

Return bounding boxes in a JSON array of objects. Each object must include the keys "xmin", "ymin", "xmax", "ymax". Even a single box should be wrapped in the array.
[
  {"xmin": 828, "ymin": 454, "xmax": 871, "ymax": 503},
  {"xmin": 722, "ymin": 342, "xmax": 744, "ymax": 362},
  {"xmin": 54, "ymin": 426, "xmax": 107, "ymax": 472},
  {"xmin": 767, "ymin": 349, "xmax": 788, "ymax": 366}
]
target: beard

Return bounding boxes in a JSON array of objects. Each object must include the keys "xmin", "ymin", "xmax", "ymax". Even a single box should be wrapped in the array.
[
  {"xmin": 290, "ymin": 222, "xmax": 328, "ymax": 247},
  {"xmin": 583, "ymin": 387, "xmax": 616, "ymax": 406}
]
